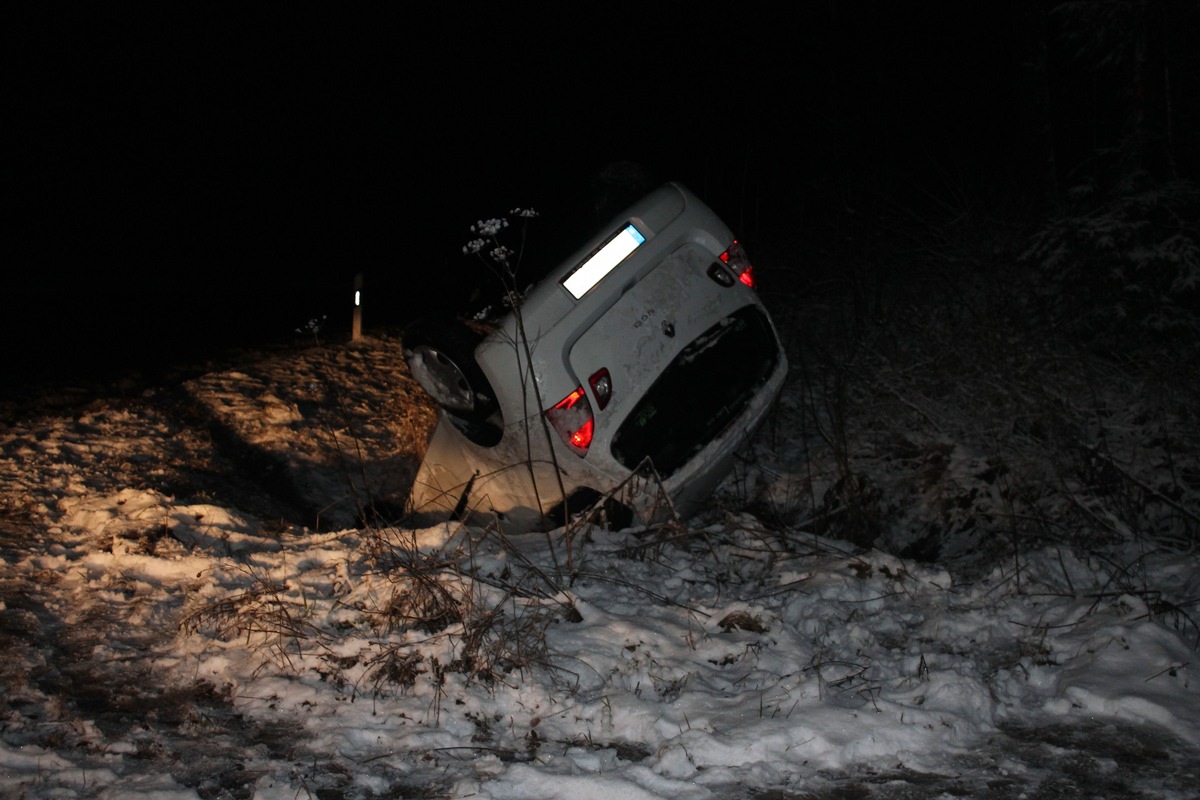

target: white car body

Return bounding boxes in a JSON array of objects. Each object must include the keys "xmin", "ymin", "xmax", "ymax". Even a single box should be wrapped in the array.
[{"xmin": 406, "ymin": 182, "xmax": 787, "ymax": 530}]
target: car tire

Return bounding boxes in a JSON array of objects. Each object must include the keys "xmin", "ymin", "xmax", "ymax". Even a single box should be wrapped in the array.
[{"xmin": 402, "ymin": 317, "xmax": 500, "ymax": 422}]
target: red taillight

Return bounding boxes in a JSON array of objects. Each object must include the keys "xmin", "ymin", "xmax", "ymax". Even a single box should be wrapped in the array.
[
  {"xmin": 545, "ymin": 387, "xmax": 594, "ymax": 456},
  {"xmin": 717, "ymin": 240, "xmax": 755, "ymax": 288},
  {"xmin": 569, "ymin": 419, "xmax": 594, "ymax": 451}
]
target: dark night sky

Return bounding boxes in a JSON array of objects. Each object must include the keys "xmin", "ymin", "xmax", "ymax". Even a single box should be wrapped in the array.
[{"xmin": 12, "ymin": 3, "xmax": 1174, "ymax": 389}]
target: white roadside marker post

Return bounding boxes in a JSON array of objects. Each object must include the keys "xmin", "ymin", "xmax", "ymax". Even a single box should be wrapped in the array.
[{"xmin": 352, "ymin": 272, "xmax": 363, "ymax": 342}]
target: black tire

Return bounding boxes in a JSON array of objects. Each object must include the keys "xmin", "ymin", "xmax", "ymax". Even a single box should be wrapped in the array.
[{"xmin": 402, "ymin": 318, "xmax": 500, "ymax": 422}]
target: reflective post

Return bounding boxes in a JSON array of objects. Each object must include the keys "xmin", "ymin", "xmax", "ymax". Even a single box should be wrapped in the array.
[{"xmin": 352, "ymin": 272, "xmax": 363, "ymax": 341}]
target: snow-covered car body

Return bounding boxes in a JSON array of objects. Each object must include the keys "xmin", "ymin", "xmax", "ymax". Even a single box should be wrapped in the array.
[{"xmin": 406, "ymin": 182, "xmax": 787, "ymax": 530}]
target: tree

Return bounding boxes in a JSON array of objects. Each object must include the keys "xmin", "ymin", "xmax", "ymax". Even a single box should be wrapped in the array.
[{"xmin": 1046, "ymin": 0, "xmax": 1200, "ymax": 192}]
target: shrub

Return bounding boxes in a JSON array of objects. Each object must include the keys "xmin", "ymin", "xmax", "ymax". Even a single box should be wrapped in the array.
[{"xmin": 1020, "ymin": 175, "xmax": 1200, "ymax": 346}]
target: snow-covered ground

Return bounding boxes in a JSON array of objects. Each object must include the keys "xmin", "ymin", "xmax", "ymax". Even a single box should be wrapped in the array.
[{"xmin": 2, "ymin": 319, "xmax": 1198, "ymax": 799}]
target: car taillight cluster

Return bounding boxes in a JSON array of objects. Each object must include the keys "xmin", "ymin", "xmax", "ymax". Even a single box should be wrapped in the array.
[
  {"xmin": 546, "ymin": 388, "xmax": 593, "ymax": 455},
  {"xmin": 588, "ymin": 367, "xmax": 612, "ymax": 409},
  {"xmin": 707, "ymin": 240, "xmax": 755, "ymax": 288},
  {"xmin": 545, "ymin": 367, "xmax": 612, "ymax": 456}
]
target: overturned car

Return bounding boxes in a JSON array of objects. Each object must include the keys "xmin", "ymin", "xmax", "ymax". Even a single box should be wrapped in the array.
[{"xmin": 404, "ymin": 182, "xmax": 788, "ymax": 531}]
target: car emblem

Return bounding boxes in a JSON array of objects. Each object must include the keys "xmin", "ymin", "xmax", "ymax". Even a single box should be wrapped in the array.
[{"xmin": 661, "ymin": 320, "xmax": 675, "ymax": 338}]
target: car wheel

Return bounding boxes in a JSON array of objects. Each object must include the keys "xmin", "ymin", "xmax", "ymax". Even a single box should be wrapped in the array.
[{"xmin": 402, "ymin": 318, "xmax": 500, "ymax": 422}]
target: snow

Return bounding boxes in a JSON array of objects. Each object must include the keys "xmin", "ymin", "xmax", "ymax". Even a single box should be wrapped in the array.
[{"xmin": 2, "ymin": 330, "xmax": 1198, "ymax": 799}]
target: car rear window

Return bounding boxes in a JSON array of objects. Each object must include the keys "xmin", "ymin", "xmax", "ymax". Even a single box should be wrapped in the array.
[{"xmin": 611, "ymin": 305, "xmax": 780, "ymax": 478}]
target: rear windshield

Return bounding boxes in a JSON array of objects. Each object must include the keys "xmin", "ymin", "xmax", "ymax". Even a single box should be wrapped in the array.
[{"xmin": 611, "ymin": 305, "xmax": 780, "ymax": 478}]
